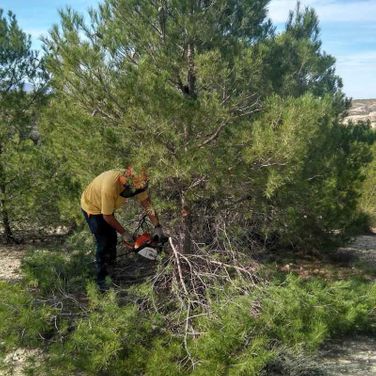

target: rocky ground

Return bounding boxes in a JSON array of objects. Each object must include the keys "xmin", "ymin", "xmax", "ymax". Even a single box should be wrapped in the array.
[{"xmin": 345, "ymin": 99, "xmax": 376, "ymax": 128}]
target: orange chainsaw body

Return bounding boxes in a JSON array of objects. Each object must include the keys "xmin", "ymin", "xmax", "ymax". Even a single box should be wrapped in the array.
[{"xmin": 134, "ymin": 232, "xmax": 153, "ymax": 249}]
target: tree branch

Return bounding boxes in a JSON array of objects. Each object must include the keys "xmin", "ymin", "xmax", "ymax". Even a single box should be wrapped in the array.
[{"xmin": 198, "ymin": 122, "xmax": 226, "ymax": 148}]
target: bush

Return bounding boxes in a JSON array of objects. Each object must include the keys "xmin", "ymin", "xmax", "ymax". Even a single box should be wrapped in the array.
[
  {"xmin": 255, "ymin": 276, "xmax": 376, "ymax": 350},
  {"xmin": 191, "ymin": 275, "xmax": 376, "ymax": 375},
  {"xmin": 21, "ymin": 249, "xmax": 94, "ymax": 295},
  {"xmin": 2, "ymin": 267, "xmax": 375, "ymax": 375},
  {"xmin": 0, "ymin": 282, "xmax": 54, "ymax": 351},
  {"xmin": 238, "ymin": 95, "xmax": 375, "ymax": 248},
  {"xmin": 43, "ymin": 283, "xmax": 174, "ymax": 376}
]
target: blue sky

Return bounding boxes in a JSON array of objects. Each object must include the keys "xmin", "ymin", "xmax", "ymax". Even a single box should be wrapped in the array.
[
  {"xmin": 268, "ymin": 0, "xmax": 376, "ymax": 99},
  {"xmin": 1, "ymin": 0, "xmax": 375, "ymax": 99}
]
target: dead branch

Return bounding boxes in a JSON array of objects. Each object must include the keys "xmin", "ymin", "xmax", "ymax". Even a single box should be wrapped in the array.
[{"xmin": 169, "ymin": 237, "xmax": 189, "ymax": 296}]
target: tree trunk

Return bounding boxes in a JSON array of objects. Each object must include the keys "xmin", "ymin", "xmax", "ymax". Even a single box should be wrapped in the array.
[
  {"xmin": 187, "ymin": 42, "xmax": 196, "ymax": 99},
  {"xmin": 179, "ymin": 33, "xmax": 196, "ymax": 253},
  {"xmin": 0, "ymin": 189, "xmax": 14, "ymax": 243},
  {"xmin": 0, "ymin": 145, "xmax": 16, "ymax": 243}
]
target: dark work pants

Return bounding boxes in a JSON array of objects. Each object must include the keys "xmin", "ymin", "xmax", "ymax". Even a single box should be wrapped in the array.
[{"xmin": 82, "ymin": 210, "xmax": 117, "ymax": 287}]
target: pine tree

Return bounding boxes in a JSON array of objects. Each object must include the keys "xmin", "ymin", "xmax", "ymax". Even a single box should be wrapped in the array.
[
  {"xmin": 43, "ymin": 0, "xmax": 273, "ymax": 252},
  {"xmin": 0, "ymin": 9, "xmax": 48, "ymax": 242},
  {"xmin": 41, "ymin": 0, "xmax": 372, "ymax": 250}
]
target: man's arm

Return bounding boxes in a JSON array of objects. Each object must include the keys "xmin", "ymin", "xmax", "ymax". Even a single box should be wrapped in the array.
[
  {"xmin": 139, "ymin": 197, "xmax": 160, "ymax": 227},
  {"xmin": 139, "ymin": 196, "xmax": 167, "ymax": 248},
  {"xmin": 103, "ymin": 214, "xmax": 133, "ymax": 244},
  {"xmin": 100, "ymin": 183, "xmax": 133, "ymax": 247},
  {"xmin": 103, "ymin": 214, "xmax": 126, "ymax": 234}
]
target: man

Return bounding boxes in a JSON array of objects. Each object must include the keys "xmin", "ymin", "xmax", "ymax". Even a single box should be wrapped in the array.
[{"xmin": 81, "ymin": 166, "xmax": 163, "ymax": 290}]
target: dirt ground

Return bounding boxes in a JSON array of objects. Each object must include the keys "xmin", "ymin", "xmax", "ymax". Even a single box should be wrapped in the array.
[
  {"xmin": 0, "ymin": 244, "xmax": 26, "ymax": 281},
  {"xmin": 2, "ymin": 349, "xmax": 42, "ymax": 376},
  {"xmin": 319, "ymin": 335, "xmax": 376, "ymax": 376}
]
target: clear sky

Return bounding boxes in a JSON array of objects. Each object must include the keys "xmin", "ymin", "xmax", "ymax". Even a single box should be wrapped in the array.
[{"xmin": 1, "ymin": 0, "xmax": 375, "ymax": 99}]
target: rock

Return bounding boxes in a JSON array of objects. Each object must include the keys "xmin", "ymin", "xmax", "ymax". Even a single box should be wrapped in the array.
[{"xmin": 344, "ymin": 99, "xmax": 376, "ymax": 128}]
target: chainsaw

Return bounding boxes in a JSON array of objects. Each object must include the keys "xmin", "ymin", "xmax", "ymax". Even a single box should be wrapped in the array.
[{"xmin": 132, "ymin": 232, "xmax": 169, "ymax": 260}]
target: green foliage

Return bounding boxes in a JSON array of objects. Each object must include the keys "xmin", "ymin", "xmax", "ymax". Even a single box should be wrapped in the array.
[
  {"xmin": 254, "ymin": 276, "xmax": 376, "ymax": 349},
  {"xmin": 1, "ymin": 0, "xmax": 371, "ymax": 251},
  {"xmin": 143, "ymin": 337, "xmax": 187, "ymax": 376},
  {"xmin": 44, "ymin": 283, "xmax": 171, "ymax": 376},
  {"xmin": 64, "ymin": 225, "xmax": 96, "ymax": 252},
  {"xmin": 2, "ymin": 2, "xmax": 376, "ymax": 375},
  {"xmin": 359, "ymin": 140, "xmax": 376, "ymax": 226},
  {"xmin": 236, "ymin": 95, "xmax": 375, "ymax": 247},
  {"xmin": 2, "ymin": 262, "xmax": 376, "ymax": 376},
  {"xmin": 21, "ymin": 249, "xmax": 94, "ymax": 295},
  {"xmin": 263, "ymin": 3, "xmax": 345, "ymax": 105},
  {"xmin": 0, "ymin": 9, "xmax": 48, "ymax": 240},
  {"xmin": 33, "ymin": 0, "xmax": 271, "ymax": 250},
  {"xmin": 191, "ymin": 275, "xmax": 376, "ymax": 375},
  {"xmin": 35, "ymin": 0, "xmax": 371, "ymax": 251},
  {"xmin": 0, "ymin": 281, "xmax": 54, "ymax": 351},
  {"xmin": 35, "ymin": 97, "xmax": 106, "ymax": 226}
]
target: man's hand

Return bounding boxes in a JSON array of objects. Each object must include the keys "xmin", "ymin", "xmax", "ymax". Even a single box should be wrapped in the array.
[
  {"xmin": 152, "ymin": 224, "xmax": 164, "ymax": 241},
  {"xmin": 121, "ymin": 231, "xmax": 134, "ymax": 249},
  {"xmin": 102, "ymin": 214, "xmax": 134, "ymax": 248}
]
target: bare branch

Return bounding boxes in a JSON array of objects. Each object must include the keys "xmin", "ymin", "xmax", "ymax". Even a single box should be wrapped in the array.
[
  {"xmin": 169, "ymin": 237, "xmax": 189, "ymax": 296},
  {"xmin": 198, "ymin": 122, "xmax": 226, "ymax": 148}
]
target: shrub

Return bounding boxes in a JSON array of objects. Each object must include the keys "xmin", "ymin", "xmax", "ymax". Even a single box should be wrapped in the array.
[
  {"xmin": 43, "ymin": 283, "xmax": 166, "ymax": 375},
  {"xmin": 21, "ymin": 249, "xmax": 94, "ymax": 295},
  {"xmin": 191, "ymin": 275, "xmax": 376, "ymax": 375},
  {"xmin": 2, "ymin": 268, "xmax": 375, "ymax": 375},
  {"xmin": 0, "ymin": 282, "xmax": 54, "ymax": 351},
  {"xmin": 239, "ymin": 95, "xmax": 375, "ymax": 248}
]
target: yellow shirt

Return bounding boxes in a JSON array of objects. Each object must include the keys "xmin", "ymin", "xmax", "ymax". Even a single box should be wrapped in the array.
[{"xmin": 80, "ymin": 170, "xmax": 148, "ymax": 215}]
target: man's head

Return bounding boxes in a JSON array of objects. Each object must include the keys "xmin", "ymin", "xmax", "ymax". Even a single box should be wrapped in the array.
[
  {"xmin": 118, "ymin": 165, "xmax": 149, "ymax": 198},
  {"xmin": 124, "ymin": 166, "xmax": 148, "ymax": 189}
]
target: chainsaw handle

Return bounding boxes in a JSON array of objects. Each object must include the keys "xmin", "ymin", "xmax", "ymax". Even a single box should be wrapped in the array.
[
  {"xmin": 123, "ymin": 241, "xmax": 134, "ymax": 249},
  {"xmin": 152, "ymin": 234, "xmax": 169, "ymax": 244}
]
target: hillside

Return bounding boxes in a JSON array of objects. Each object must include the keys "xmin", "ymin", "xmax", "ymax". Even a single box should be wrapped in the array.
[{"xmin": 345, "ymin": 99, "xmax": 376, "ymax": 127}]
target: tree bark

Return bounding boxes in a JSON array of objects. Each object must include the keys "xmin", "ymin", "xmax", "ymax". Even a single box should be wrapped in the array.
[
  {"xmin": 0, "ymin": 188, "xmax": 14, "ymax": 243},
  {"xmin": 180, "ymin": 18, "xmax": 196, "ymax": 252},
  {"xmin": 187, "ymin": 42, "xmax": 196, "ymax": 99},
  {"xmin": 0, "ymin": 144, "xmax": 16, "ymax": 243}
]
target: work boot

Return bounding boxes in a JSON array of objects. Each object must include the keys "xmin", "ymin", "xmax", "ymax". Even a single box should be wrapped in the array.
[
  {"xmin": 97, "ymin": 275, "xmax": 113, "ymax": 293},
  {"xmin": 97, "ymin": 280, "xmax": 109, "ymax": 293}
]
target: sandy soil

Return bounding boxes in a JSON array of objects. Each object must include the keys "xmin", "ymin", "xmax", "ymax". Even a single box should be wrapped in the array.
[
  {"xmin": 0, "ymin": 244, "xmax": 26, "ymax": 281},
  {"xmin": 320, "ymin": 336, "xmax": 376, "ymax": 376},
  {"xmin": 2, "ymin": 349, "xmax": 42, "ymax": 376}
]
